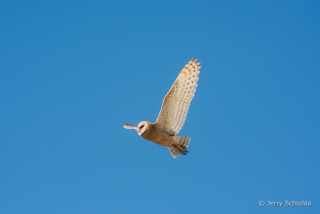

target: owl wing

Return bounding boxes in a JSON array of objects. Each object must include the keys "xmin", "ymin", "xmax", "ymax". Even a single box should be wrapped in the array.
[{"xmin": 155, "ymin": 59, "xmax": 200, "ymax": 135}]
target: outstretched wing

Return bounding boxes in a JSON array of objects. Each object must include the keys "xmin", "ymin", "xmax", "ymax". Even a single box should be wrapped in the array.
[{"xmin": 155, "ymin": 59, "xmax": 200, "ymax": 135}]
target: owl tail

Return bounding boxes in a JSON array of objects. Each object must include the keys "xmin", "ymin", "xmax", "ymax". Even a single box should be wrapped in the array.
[{"xmin": 168, "ymin": 136, "xmax": 191, "ymax": 158}]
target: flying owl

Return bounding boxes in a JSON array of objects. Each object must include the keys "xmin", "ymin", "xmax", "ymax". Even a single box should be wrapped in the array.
[{"xmin": 123, "ymin": 59, "xmax": 200, "ymax": 158}]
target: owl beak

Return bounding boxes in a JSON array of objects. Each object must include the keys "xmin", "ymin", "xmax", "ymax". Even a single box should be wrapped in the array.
[{"xmin": 123, "ymin": 123, "xmax": 137, "ymax": 130}]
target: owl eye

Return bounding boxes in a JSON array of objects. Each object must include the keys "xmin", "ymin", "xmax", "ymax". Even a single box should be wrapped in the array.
[{"xmin": 140, "ymin": 125, "xmax": 145, "ymax": 129}]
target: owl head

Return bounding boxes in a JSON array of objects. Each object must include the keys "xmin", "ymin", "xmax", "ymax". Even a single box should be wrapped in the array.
[{"xmin": 123, "ymin": 121, "xmax": 150, "ymax": 136}]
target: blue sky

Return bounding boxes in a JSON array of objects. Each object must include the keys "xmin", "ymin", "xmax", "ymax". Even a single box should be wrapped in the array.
[{"xmin": 0, "ymin": 0, "xmax": 319, "ymax": 213}]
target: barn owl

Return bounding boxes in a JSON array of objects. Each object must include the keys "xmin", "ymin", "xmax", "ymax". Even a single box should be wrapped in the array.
[{"xmin": 123, "ymin": 59, "xmax": 200, "ymax": 158}]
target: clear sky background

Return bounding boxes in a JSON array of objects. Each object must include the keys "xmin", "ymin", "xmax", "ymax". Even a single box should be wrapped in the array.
[{"xmin": 1, "ymin": 1, "xmax": 319, "ymax": 214}]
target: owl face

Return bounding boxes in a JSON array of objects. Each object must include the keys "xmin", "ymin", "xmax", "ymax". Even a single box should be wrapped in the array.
[{"xmin": 137, "ymin": 121, "xmax": 148, "ymax": 136}]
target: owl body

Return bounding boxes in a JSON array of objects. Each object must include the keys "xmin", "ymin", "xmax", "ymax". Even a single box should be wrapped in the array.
[
  {"xmin": 123, "ymin": 59, "xmax": 200, "ymax": 158},
  {"xmin": 140, "ymin": 122, "xmax": 175, "ymax": 147}
]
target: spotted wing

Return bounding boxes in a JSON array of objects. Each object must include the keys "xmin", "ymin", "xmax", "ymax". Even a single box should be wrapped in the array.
[{"xmin": 155, "ymin": 59, "xmax": 200, "ymax": 135}]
